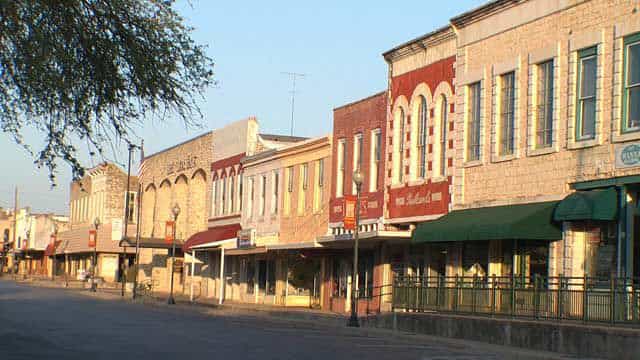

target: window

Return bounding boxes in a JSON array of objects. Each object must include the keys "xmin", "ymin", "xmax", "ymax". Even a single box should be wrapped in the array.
[
  {"xmin": 272, "ymin": 171, "xmax": 279, "ymax": 215},
  {"xmin": 220, "ymin": 176, "xmax": 227, "ymax": 215},
  {"xmin": 499, "ymin": 72, "xmax": 515, "ymax": 155},
  {"xmin": 370, "ymin": 129, "xmax": 381, "ymax": 191},
  {"xmin": 246, "ymin": 259, "xmax": 255, "ymax": 295},
  {"xmin": 238, "ymin": 175, "xmax": 243, "ymax": 212},
  {"xmin": 302, "ymin": 163, "xmax": 309, "ymax": 190},
  {"xmin": 536, "ymin": 60, "xmax": 554, "ymax": 148},
  {"xmin": 624, "ymin": 34, "xmax": 640, "ymax": 132},
  {"xmin": 287, "ymin": 166, "xmax": 294, "ymax": 192},
  {"xmin": 418, "ymin": 95, "xmax": 428, "ymax": 178},
  {"xmin": 211, "ymin": 180, "xmax": 218, "ymax": 217},
  {"xmin": 576, "ymin": 47, "xmax": 597, "ymax": 140},
  {"xmin": 336, "ymin": 140, "xmax": 346, "ymax": 197},
  {"xmin": 398, "ymin": 108, "xmax": 405, "ymax": 182},
  {"xmin": 284, "ymin": 167, "xmax": 293, "ymax": 216},
  {"xmin": 467, "ymin": 82, "xmax": 482, "ymax": 161},
  {"xmin": 439, "ymin": 97, "xmax": 447, "ymax": 177},
  {"xmin": 299, "ymin": 164, "xmax": 307, "ymax": 214},
  {"xmin": 246, "ymin": 177, "xmax": 254, "ymax": 218},
  {"xmin": 260, "ymin": 175, "xmax": 266, "ymax": 216},
  {"xmin": 229, "ymin": 176, "xmax": 235, "ymax": 213},
  {"xmin": 125, "ymin": 191, "xmax": 136, "ymax": 223},
  {"xmin": 314, "ymin": 159, "xmax": 324, "ymax": 212},
  {"xmin": 352, "ymin": 134, "xmax": 363, "ymax": 194}
]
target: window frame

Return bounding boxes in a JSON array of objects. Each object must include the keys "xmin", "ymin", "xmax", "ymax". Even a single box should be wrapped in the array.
[
  {"xmin": 467, "ymin": 82, "xmax": 482, "ymax": 162},
  {"xmin": 272, "ymin": 170, "xmax": 279, "ymax": 215},
  {"xmin": 536, "ymin": 60, "xmax": 555, "ymax": 148},
  {"xmin": 439, "ymin": 96, "xmax": 448, "ymax": 177},
  {"xmin": 499, "ymin": 71, "xmax": 516, "ymax": 156},
  {"xmin": 336, "ymin": 139, "xmax": 346, "ymax": 197},
  {"xmin": 623, "ymin": 33, "xmax": 640, "ymax": 133},
  {"xmin": 260, "ymin": 174, "xmax": 266, "ymax": 216},
  {"xmin": 370, "ymin": 128, "xmax": 381, "ymax": 192},
  {"xmin": 417, "ymin": 95, "xmax": 428, "ymax": 179},
  {"xmin": 398, "ymin": 107, "xmax": 406, "ymax": 182},
  {"xmin": 575, "ymin": 46, "xmax": 598, "ymax": 141}
]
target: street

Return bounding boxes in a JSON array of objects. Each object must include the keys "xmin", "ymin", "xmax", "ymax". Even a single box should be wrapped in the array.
[{"xmin": 0, "ymin": 280, "xmax": 575, "ymax": 360}]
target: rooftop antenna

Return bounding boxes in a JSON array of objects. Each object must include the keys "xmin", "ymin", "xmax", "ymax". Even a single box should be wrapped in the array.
[{"xmin": 281, "ymin": 71, "xmax": 307, "ymax": 136}]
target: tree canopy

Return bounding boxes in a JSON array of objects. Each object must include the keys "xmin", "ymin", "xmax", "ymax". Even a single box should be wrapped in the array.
[{"xmin": 0, "ymin": 0, "xmax": 214, "ymax": 183}]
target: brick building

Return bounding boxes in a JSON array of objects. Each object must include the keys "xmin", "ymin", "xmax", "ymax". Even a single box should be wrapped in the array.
[
  {"xmin": 54, "ymin": 163, "xmax": 137, "ymax": 283},
  {"xmin": 381, "ymin": 26, "xmax": 457, "ymax": 281},
  {"xmin": 412, "ymin": 0, "xmax": 640, "ymax": 285}
]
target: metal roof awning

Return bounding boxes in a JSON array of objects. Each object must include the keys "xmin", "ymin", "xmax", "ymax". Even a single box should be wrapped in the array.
[
  {"xmin": 318, "ymin": 230, "xmax": 411, "ymax": 246},
  {"xmin": 266, "ymin": 242, "xmax": 321, "ymax": 250},
  {"xmin": 190, "ymin": 238, "xmax": 235, "ymax": 251},
  {"xmin": 554, "ymin": 188, "xmax": 618, "ymax": 222},
  {"xmin": 413, "ymin": 201, "xmax": 562, "ymax": 243},
  {"xmin": 183, "ymin": 224, "xmax": 241, "ymax": 252},
  {"xmin": 119, "ymin": 237, "xmax": 184, "ymax": 249}
]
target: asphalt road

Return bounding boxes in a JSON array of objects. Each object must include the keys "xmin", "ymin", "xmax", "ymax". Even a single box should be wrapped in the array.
[{"xmin": 0, "ymin": 280, "xmax": 580, "ymax": 360}]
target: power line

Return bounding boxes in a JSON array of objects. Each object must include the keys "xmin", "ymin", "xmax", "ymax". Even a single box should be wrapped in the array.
[{"xmin": 281, "ymin": 71, "xmax": 307, "ymax": 136}]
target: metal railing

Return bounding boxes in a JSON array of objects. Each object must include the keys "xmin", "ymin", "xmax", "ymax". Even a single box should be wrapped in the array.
[{"xmin": 392, "ymin": 275, "xmax": 640, "ymax": 325}]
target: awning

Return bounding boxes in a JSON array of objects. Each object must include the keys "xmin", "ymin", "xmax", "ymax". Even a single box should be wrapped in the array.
[
  {"xmin": 554, "ymin": 188, "xmax": 618, "ymax": 221},
  {"xmin": 119, "ymin": 237, "xmax": 183, "ymax": 249},
  {"xmin": 183, "ymin": 224, "xmax": 241, "ymax": 252},
  {"xmin": 413, "ymin": 201, "xmax": 561, "ymax": 243}
]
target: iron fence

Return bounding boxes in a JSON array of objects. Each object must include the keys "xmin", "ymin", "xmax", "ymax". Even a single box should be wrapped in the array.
[{"xmin": 392, "ymin": 275, "xmax": 640, "ymax": 325}]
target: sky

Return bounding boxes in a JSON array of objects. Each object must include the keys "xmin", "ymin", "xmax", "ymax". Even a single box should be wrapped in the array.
[{"xmin": 0, "ymin": 0, "xmax": 485, "ymax": 215}]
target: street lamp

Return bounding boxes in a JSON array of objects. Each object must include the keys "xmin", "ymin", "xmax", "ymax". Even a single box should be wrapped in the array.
[
  {"xmin": 167, "ymin": 203, "xmax": 180, "ymax": 305},
  {"xmin": 90, "ymin": 217, "xmax": 100, "ymax": 292},
  {"xmin": 347, "ymin": 169, "xmax": 364, "ymax": 327}
]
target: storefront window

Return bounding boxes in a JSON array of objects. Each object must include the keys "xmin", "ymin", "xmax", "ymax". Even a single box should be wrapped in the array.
[
  {"xmin": 287, "ymin": 254, "xmax": 320, "ymax": 297},
  {"xmin": 357, "ymin": 253, "xmax": 374, "ymax": 298},
  {"xmin": 246, "ymin": 259, "xmax": 255, "ymax": 294},
  {"xmin": 332, "ymin": 259, "xmax": 349, "ymax": 298},
  {"xmin": 585, "ymin": 222, "xmax": 617, "ymax": 281},
  {"xmin": 462, "ymin": 241, "xmax": 489, "ymax": 278}
]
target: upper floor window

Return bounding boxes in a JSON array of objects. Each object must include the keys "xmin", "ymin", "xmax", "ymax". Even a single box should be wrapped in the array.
[
  {"xmin": 370, "ymin": 129, "xmax": 381, "ymax": 191},
  {"xmin": 272, "ymin": 171, "xmax": 279, "ymax": 215},
  {"xmin": 434, "ymin": 96, "xmax": 447, "ymax": 178},
  {"xmin": 467, "ymin": 82, "xmax": 482, "ymax": 161},
  {"xmin": 536, "ymin": 60, "xmax": 554, "ymax": 148},
  {"xmin": 417, "ymin": 95, "xmax": 428, "ymax": 178},
  {"xmin": 576, "ymin": 47, "xmax": 597, "ymax": 140},
  {"xmin": 395, "ymin": 107, "xmax": 406, "ymax": 183},
  {"xmin": 352, "ymin": 134, "xmax": 363, "ymax": 194},
  {"xmin": 125, "ymin": 191, "xmax": 136, "ymax": 223},
  {"xmin": 336, "ymin": 139, "xmax": 346, "ymax": 197},
  {"xmin": 238, "ymin": 175, "xmax": 243, "ymax": 212},
  {"xmin": 260, "ymin": 175, "xmax": 266, "ymax": 216},
  {"xmin": 284, "ymin": 166, "xmax": 293, "ymax": 216},
  {"xmin": 211, "ymin": 179, "xmax": 218, "ymax": 217},
  {"xmin": 221, "ymin": 176, "xmax": 227, "ymax": 215},
  {"xmin": 623, "ymin": 33, "xmax": 640, "ymax": 132},
  {"xmin": 247, "ymin": 177, "xmax": 254, "ymax": 218},
  {"xmin": 302, "ymin": 163, "xmax": 309, "ymax": 190},
  {"xmin": 314, "ymin": 159, "xmax": 324, "ymax": 212},
  {"xmin": 499, "ymin": 72, "xmax": 516, "ymax": 156},
  {"xmin": 229, "ymin": 175, "xmax": 235, "ymax": 213}
]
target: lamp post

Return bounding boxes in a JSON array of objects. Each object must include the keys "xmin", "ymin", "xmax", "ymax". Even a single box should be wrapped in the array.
[
  {"xmin": 51, "ymin": 223, "xmax": 58, "ymax": 281},
  {"xmin": 347, "ymin": 169, "xmax": 363, "ymax": 327},
  {"xmin": 90, "ymin": 217, "xmax": 100, "ymax": 292},
  {"xmin": 168, "ymin": 203, "xmax": 180, "ymax": 305}
]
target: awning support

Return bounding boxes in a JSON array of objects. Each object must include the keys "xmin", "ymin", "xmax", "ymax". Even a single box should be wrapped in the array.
[
  {"xmin": 190, "ymin": 249, "xmax": 196, "ymax": 303},
  {"xmin": 219, "ymin": 247, "xmax": 225, "ymax": 305}
]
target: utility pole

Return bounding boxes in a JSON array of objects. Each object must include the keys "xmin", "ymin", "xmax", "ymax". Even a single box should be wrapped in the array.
[
  {"xmin": 12, "ymin": 187, "xmax": 17, "ymax": 274},
  {"xmin": 281, "ymin": 72, "xmax": 307, "ymax": 136}
]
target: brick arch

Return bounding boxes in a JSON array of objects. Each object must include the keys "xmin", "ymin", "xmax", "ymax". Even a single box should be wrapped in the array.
[
  {"xmin": 156, "ymin": 179, "xmax": 172, "ymax": 233},
  {"xmin": 432, "ymin": 87, "xmax": 453, "ymax": 179},
  {"xmin": 142, "ymin": 183, "xmax": 156, "ymax": 237},
  {"xmin": 173, "ymin": 175, "xmax": 188, "ymax": 240},
  {"xmin": 188, "ymin": 170, "xmax": 207, "ymax": 236},
  {"xmin": 432, "ymin": 81, "xmax": 454, "ymax": 104},
  {"xmin": 391, "ymin": 96, "xmax": 409, "ymax": 185},
  {"xmin": 409, "ymin": 83, "xmax": 433, "ymax": 180},
  {"xmin": 191, "ymin": 168, "xmax": 207, "ymax": 181}
]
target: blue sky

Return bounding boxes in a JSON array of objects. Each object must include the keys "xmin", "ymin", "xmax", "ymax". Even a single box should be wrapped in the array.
[{"xmin": 0, "ymin": 0, "xmax": 485, "ymax": 214}]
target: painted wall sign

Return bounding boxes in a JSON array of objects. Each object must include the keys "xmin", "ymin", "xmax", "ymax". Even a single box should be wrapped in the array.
[
  {"xmin": 615, "ymin": 142, "xmax": 640, "ymax": 169},
  {"xmin": 329, "ymin": 192, "xmax": 383, "ymax": 223},
  {"xmin": 111, "ymin": 218, "xmax": 123, "ymax": 241},
  {"xmin": 88, "ymin": 229, "xmax": 97, "ymax": 248},
  {"xmin": 166, "ymin": 156, "xmax": 198, "ymax": 176},
  {"xmin": 387, "ymin": 180, "xmax": 450, "ymax": 220}
]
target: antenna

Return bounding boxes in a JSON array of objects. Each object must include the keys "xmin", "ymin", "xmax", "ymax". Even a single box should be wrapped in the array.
[{"xmin": 281, "ymin": 72, "xmax": 307, "ymax": 136}]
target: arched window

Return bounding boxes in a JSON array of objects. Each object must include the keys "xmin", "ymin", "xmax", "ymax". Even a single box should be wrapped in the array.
[
  {"xmin": 417, "ymin": 96, "xmax": 428, "ymax": 179},
  {"xmin": 439, "ymin": 96, "xmax": 448, "ymax": 177},
  {"xmin": 397, "ymin": 107, "xmax": 405, "ymax": 183}
]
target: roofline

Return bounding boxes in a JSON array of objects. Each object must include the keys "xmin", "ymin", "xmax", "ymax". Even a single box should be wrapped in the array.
[
  {"xmin": 142, "ymin": 131, "xmax": 212, "ymax": 161},
  {"xmin": 333, "ymin": 91, "xmax": 386, "ymax": 112},
  {"xmin": 450, "ymin": 0, "xmax": 521, "ymax": 28},
  {"xmin": 382, "ymin": 25, "xmax": 454, "ymax": 61},
  {"xmin": 242, "ymin": 135, "xmax": 330, "ymax": 166}
]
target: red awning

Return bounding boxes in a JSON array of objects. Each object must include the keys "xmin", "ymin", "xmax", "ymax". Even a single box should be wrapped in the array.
[
  {"xmin": 183, "ymin": 224, "xmax": 241, "ymax": 251},
  {"xmin": 44, "ymin": 241, "xmax": 61, "ymax": 256}
]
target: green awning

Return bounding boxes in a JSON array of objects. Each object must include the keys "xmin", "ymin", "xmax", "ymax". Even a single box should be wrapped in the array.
[
  {"xmin": 413, "ymin": 201, "xmax": 561, "ymax": 243},
  {"xmin": 554, "ymin": 188, "xmax": 618, "ymax": 222}
]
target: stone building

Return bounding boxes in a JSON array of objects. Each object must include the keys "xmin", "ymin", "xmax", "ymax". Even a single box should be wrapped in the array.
[
  {"xmin": 54, "ymin": 163, "xmax": 137, "ymax": 283},
  {"xmin": 413, "ymin": 0, "xmax": 640, "ymax": 284}
]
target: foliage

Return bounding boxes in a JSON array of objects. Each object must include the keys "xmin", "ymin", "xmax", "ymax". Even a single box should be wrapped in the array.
[{"xmin": 0, "ymin": 0, "xmax": 214, "ymax": 183}]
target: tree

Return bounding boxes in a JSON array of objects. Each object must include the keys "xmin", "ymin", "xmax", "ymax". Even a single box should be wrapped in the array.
[{"xmin": 0, "ymin": 1, "xmax": 214, "ymax": 183}]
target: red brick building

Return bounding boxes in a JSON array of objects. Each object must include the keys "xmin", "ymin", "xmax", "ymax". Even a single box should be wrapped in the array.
[{"xmin": 382, "ymin": 26, "xmax": 456, "ymax": 279}]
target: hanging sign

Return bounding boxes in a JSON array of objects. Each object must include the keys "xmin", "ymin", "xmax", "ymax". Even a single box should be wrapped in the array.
[
  {"xmin": 165, "ymin": 221, "xmax": 175, "ymax": 244},
  {"xmin": 344, "ymin": 195, "xmax": 357, "ymax": 230},
  {"xmin": 88, "ymin": 229, "xmax": 97, "ymax": 248}
]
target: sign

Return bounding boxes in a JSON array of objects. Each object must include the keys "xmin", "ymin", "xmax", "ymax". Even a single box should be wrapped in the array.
[
  {"xmin": 88, "ymin": 229, "xmax": 97, "ymax": 248},
  {"xmin": 344, "ymin": 195, "xmax": 357, "ymax": 230},
  {"xmin": 237, "ymin": 229, "xmax": 254, "ymax": 248},
  {"xmin": 165, "ymin": 221, "xmax": 175, "ymax": 244},
  {"xmin": 616, "ymin": 142, "xmax": 640, "ymax": 169},
  {"xmin": 111, "ymin": 218, "xmax": 123, "ymax": 241},
  {"xmin": 166, "ymin": 156, "xmax": 198, "ymax": 176},
  {"xmin": 387, "ymin": 181, "xmax": 450, "ymax": 220}
]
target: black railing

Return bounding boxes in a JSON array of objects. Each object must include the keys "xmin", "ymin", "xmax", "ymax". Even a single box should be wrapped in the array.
[{"xmin": 392, "ymin": 275, "xmax": 640, "ymax": 325}]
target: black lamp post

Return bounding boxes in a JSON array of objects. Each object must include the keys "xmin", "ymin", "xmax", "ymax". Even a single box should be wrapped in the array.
[
  {"xmin": 90, "ymin": 217, "xmax": 100, "ymax": 292},
  {"xmin": 167, "ymin": 203, "xmax": 180, "ymax": 305},
  {"xmin": 347, "ymin": 169, "xmax": 363, "ymax": 327}
]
